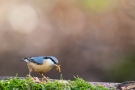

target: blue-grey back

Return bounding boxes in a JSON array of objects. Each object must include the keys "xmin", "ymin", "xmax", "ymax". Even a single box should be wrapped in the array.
[
  {"xmin": 28, "ymin": 56, "xmax": 45, "ymax": 64},
  {"xmin": 26, "ymin": 56, "xmax": 58, "ymax": 64}
]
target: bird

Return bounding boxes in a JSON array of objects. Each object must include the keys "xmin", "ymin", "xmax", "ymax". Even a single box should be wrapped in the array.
[{"xmin": 21, "ymin": 56, "xmax": 60, "ymax": 80}]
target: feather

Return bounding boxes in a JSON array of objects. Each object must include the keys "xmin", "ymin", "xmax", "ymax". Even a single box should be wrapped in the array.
[
  {"xmin": 21, "ymin": 56, "xmax": 58, "ymax": 65},
  {"xmin": 48, "ymin": 56, "xmax": 58, "ymax": 64},
  {"xmin": 27, "ymin": 56, "xmax": 46, "ymax": 64}
]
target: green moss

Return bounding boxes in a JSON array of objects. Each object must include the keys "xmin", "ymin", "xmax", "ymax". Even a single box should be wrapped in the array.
[{"xmin": 0, "ymin": 76, "xmax": 109, "ymax": 90}]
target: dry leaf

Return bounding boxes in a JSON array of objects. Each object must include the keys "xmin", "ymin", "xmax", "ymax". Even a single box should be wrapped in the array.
[{"xmin": 54, "ymin": 64, "xmax": 61, "ymax": 72}]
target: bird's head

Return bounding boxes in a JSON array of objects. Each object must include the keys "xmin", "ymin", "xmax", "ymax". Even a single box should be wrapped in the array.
[{"xmin": 45, "ymin": 56, "xmax": 58, "ymax": 65}]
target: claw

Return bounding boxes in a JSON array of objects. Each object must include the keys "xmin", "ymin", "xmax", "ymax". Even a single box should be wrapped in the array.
[
  {"xmin": 39, "ymin": 73, "xmax": 48, "ymax": 82},
  {"xmin": 31, "ymin": 77, "xmax": 40, "ymax": 83}
]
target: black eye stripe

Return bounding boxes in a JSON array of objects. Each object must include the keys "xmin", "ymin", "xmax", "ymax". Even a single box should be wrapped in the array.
[
  {"xmin": 50, "ymin": 58, "xmax": 56, "ymax": 64},
  {"xmin": 43, "ymin": 57, "xmax": 48, "ymax": 59},
  {"xmin": 43, "ymin": 57, "xmax": 56, "ymax": 64}
]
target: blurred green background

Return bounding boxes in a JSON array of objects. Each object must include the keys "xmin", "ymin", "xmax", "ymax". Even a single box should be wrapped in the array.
[{"xmin": 0, "ymin": 0, "xmax": 135, "ymax": 82}]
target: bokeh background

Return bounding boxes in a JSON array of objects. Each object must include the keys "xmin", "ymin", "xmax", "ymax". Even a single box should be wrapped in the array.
[{"xmin": 0, "ymin": 0, "xmax": 135, "ymax": 82}]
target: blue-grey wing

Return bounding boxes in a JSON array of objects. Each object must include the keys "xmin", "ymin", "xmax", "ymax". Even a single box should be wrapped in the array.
[{"xmin": 28, "ymin": 56, "xmax": 46, "ymax": 64}]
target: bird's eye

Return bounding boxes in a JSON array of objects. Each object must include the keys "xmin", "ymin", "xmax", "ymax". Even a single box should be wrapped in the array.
[{"xmin": 43, "ymin": 57, "xmax": 48, "ymax": 59}]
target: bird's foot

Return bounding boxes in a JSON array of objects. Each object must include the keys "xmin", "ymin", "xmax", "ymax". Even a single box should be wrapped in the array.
[
  {"xmin": 41, "ymin": 76, "xmax": 50, "ymax": 82},
  {"xmin": 32, "ymin": 77, "xmax": 40, "ymax": 83},
  {"xmin": 27, "ymin": 74, "xmax": 32, "ymax": 77},
  {"xmin": 26, "ymin": 74, "xmax": 40, "ymax": 83},
  {"xmin": 26, "ymin": 74, "xmax": 34, "ymax": 79}
]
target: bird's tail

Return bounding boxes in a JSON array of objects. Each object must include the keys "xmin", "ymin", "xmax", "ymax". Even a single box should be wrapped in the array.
[
  {"xmin": 21, "ymin": 58, "xmax": 27, "ymax": 61},
  {"xmin": 21, "ymin": 58, "xmax": 29, "ymax": 62}
]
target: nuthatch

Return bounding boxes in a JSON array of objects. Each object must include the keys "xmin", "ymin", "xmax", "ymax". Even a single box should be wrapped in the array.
[{"xmin": 21, "ymin": 56, "xmax": 60, "ymax": 80}]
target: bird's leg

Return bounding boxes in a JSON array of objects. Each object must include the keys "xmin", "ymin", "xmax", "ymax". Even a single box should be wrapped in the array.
[
  {"xmin": 28, "ymin": 69, "xmax": 40, "ymax": 82},
  {"xmin": 39, "ymin": 73, "xmax": 48, "ymax": 81},
  {"xmin": 27, "ymin": 66, "xmax": 37, "ymax": 81},
  {"xmin": 27, "ymin": 66, "xmax": 33, "ymax": 77},
  {"xmin": 27, "ymin": 64, "xmax": 33, "ymax": 77},
  {"xmin": 28, "ymin": 70, "xmax": 32, "ymax": 77}
]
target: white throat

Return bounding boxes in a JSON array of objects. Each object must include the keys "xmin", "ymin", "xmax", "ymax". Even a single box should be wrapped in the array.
[{"xmin": 46, "ymin": 59, "xmax": 54, "ymax": 65}]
